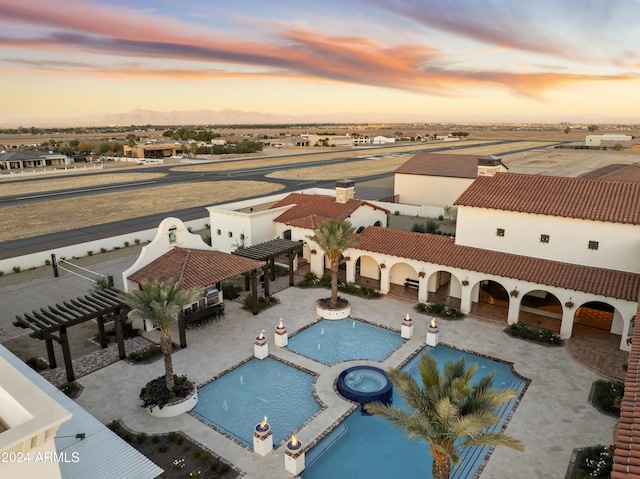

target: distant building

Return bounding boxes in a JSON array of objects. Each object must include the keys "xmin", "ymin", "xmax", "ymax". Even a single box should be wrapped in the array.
[
  {"xmin": 372, "ymin": 136, "xmax": 395, "ymax": 144},
  {"xmin": 0, "ymin": 151, "xmax": 72, "ymax": 170},
  {"xmin": 123, "ymin": 143, "xmax": 187, "ymax": 159},
  {"xmin": 393, "ymin": 153, "xmax": 507, "ymax": 208},
  {"xmin": 585, "ymin": 134, "xmax": 633, "ymax": 147},
  {"xmin": 304, "ymin": 134, "xmax": 353, "ymax": 147}
]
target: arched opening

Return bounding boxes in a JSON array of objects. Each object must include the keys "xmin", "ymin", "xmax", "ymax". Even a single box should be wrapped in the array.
[
  {"xmin": 388, "ymin": 262, "xmax": 418, "ymax": 300},
  {"xmin": 354, "ymin": 256, "xmax": 381, "ymax": 290},
  {"xmin": 518, "ymin": 290, "xmax": 562, "ymax": 333},
  {"xmin": 373, "ymin": 220, "xmax": 382, "ymax": 227},
  {"xmin": 283, "ymin": 229, "xmax": 292, "ymax": 240},
  {"xmin": 426, "ymin": 270, "xmax": 461, "ymax": 309},
  {"xmin": 575, "ymin": 301, "xmax": 615, "ymax": 331},
  {"xmin": 356, "ymin": 226, "xmax": 365, "ymax": 234},
  {"xmin": 471, "ymin": 280, "xmax": 509, "ymax": 322}
]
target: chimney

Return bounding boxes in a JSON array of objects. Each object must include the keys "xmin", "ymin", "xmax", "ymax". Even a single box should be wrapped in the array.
[
  {"xmin": 335, "ymin": 179, "xmax": 355, "ymax": 204},
  {"xmin": 477, "ymin": 155, "xmax": 502, "ymax": 177}
]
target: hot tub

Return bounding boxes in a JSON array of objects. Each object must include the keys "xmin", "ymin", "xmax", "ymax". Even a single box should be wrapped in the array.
[{"xmin": 337, "ymin": 366, "xmax": 392, "ymax": 409}]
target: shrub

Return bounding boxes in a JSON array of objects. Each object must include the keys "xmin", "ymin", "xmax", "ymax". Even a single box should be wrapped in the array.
[
  {"xmin": 298, "ymin": 271, "xmax": 320, "ymax": 287},
  {"xmin": 25, "ymin": 357, "xmax": 47, "ymax": 371},
  {"xmin": 139, "ymin": 375, "xmax": 195, "ymax": 411},
  {"xmin": 124, "ymin": 241, "xmax": 130, "ymax": 247},
  {"xmin": 128, "ymin": 345, "xmax": 161, "ymax": 362},
  {"xmin": 45, "ymin": 259, "xmax": 51, "ymax": 266},
  {"xmin": 158, "ymin": 445, "xmax": 168, "ymax": 453},
  {"xmin": 0, "ymin": 270, "xmax": 3, "ymax": 276},
  {"xmin": 134, "ymin": 238, "xmax": 141, "ymax": 245},
  {"xmin": 205, "ymin": 223, "xmax": 210, "ymax": 229},
  {"xmin": 593, "ymin": 380, "xmax": 624, "ymax": 416},
  {"xmin": 415, "ymin": 302, "xmax": 464, "ymax": 318},
  {"xmin": 438, "ymin": 215, "xmax": 444, "ymax": 221},
  {"xmin": 122, "ymin": 432, "xmax": 133, "ymax": 443},
  {"xmin": 187, "ymin": 227, "xmax": 193, "ymax": 233},
  {"xmin": 151, "ymin": 435, "xmax": 160, "ymax": 444},
  {"xmin": 106, "ymin": 420, "xmax": 121, "ymax": 433},
  {"xmin": 242, "ymin": 294, "xmax": 279, "ymax": 311},
  {"xmin": 570, "ymin": 445, "xmax": 614, "ymax": 478},
  {"xmin": 87, "ymin": 250, "xmax": 93, "ymax": 256},
  {"xmin": 221, "ymin": 282, "xmax": 239, "ymax": 300},
  {"xmin": 273, "ymin": 264, "xmax": 290, "ymax": 277},
  {"xmin": 394, "ymin": 210, "xmax": 400, "ymax": 216},
  {"xmin": 59, "ymin": 382, "xmax": 79, "ymax": 397},
  {"xmin": 167, "ymin": 431, "xmax": 180, "ymax": 443},
  {"xmin": 506, "ymin": 324, "xmax": 563, "ymax": 345},
  {"xmin": 135, "ymin": 432, "xmax": 147, "ymax": 444},
  {"xmin": 100, "ymin": 247, "xmax": 107, "ymax": 253},
  {"xmin": 12, "ymin": 266, "xmax": 20, "ymax": 273}
]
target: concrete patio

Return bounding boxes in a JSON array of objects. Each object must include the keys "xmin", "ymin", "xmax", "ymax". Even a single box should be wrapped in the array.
[{"xmin": 73, "ymin": 287, "xmax": 616, "ymax": 479}]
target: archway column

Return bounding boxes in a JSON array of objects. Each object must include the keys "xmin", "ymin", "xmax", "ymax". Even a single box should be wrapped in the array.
[
  {"xmin": 507, "ymin": 298, "xmax": 520, "ymax": 324},
  {"xmin": 559, "ymin": 308, "xmax": 575, "ymax": 339},
  {"xmin": 345, "ymin": 259, "xmax": 355, "ymax": 283},
  {"xmin": 460, "ymin": 285, "xmax": 473, "ymax": 314},
  {"xmin": 418, "ymin": 279, "xmax": 428, "ymax": 303},
  {"xmin": 379, "ymin": 265, "xmax": 390, "ymax": 294}
]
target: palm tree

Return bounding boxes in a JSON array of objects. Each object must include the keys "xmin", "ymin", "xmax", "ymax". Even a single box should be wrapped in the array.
[
  {"xmin": 119, "ymin": 280, "xmax": 197, "ymax": 391},
  {"xmin": 307, "ymin": 218, "xmax": 360, "ymax": 308},
  {"xmin": 365, "ymin": 353, "xmax": 524, "ymax": 479}
]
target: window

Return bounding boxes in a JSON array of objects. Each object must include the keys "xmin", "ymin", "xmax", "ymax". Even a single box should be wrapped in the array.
[
  {"xmin": 496, "ymin": 228, "xmax": 505, "ymax": 237},
  {"xmin": 168, "ymin": 226, "xmax": 177, "ymax": 243},
  {"xmin": 216, "ymin": 229, "xmax": 221, "ymax": 236},
  {"xmin": 540, "ymin": 234, "xmax": 549, "ymax": 243},
  {"xmin": 240, "ymin": 234, "xmax": 245, "ymax": 240},
  {"xmin": 228, "ymin": 232, "xmax": 233, "ymax": 238},
  {"xmin": 588, "ymin": 240, "xmax": 599, "ymax": 250}
]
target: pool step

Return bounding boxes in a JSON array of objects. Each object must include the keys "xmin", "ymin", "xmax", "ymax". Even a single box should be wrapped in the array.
[{"xmin": 305, "ymin": 423, "xmax": 348, "ymax": 467}]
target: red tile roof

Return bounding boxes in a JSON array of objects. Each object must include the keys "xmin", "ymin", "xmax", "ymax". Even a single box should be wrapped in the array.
[
  {"xmin": 356, "ymin": 227, "xmax": 640, "ymax": 301},
  {"xmin": 127, "ymin": 248, "xmax": 265, "ymax": 290},
  {"xmin": 580, "ymin": 163, "xmax": 640, "ymax": 183},
  {"xmin": 394, "ymin": 152, "xmax": 482, "ymax": 179},
  {"xmin": 455, "ymin": 173, "xmax": 640, "ymax": 225},
  {"xmin": 613, "ymin": 302, "xmax": 640, "ymax": 479},
  {"xmin": 271, "ymin": 193, "xmax": 386, "ymax": 227}
]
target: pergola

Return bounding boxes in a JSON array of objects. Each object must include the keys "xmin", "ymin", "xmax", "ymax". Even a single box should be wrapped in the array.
[
  {"xmin": 13, "ymin": 288, "xmax": 130, "ymax": 384},
  {"xmin": 232, "ymin": 238, "xmax": 304, "ymax": 298}
]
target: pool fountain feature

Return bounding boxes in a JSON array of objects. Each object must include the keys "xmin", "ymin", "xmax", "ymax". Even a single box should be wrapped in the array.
[
  {"xmin": 337, "ymin": 366, "xmax": 392, "ymax": 411},
  {"xmin": 426, "ymin": 317, "xmax": 439, "ymax": 346},
  {"xmin": 275, "ymin": 317, "xmax": 288, "ymax": 347},
  {"xmin": 401, "ymin": 313, "xmax": 414, "ymax": 339},
  {"xmin": 254, "ymin": 330, "xmax": 268, "ymax": 359},
  {"xmin": 285, "ymin": 434, "xmax": 305, "ymax": 475},
  {"xmin": 253, "ymin": 416, "xmax": 272, "ymax": 456}
]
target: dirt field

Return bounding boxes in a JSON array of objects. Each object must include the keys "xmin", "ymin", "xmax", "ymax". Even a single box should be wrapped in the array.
[{"xmin": 0, "ymin": 181, "xmax": 283, "ymax": 242}]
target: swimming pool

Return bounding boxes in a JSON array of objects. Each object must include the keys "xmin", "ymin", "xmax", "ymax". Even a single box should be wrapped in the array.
[
  {"xmin": 192, "ymin": 357, "xmax": 322, "ymax": 446},
  {"xmin": 301, "ymin": 345, "xmax": 527, "ymax": 479},
  {"xmin": 286, "ymin": 318, "xmax": 405, "ymax": 365}
]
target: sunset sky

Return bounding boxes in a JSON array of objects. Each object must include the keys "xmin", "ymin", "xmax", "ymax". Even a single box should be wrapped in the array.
[{"xmin": 0, "ymin": 0, "xmax": 638, "ymax": 125}]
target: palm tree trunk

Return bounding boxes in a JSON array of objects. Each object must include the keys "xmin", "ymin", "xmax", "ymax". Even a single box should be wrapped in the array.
[
  {"xmin": 432, "ymin": 451, "xmax": 451, "ymax": 479},
  {"xmin": 160, "ymin": 327, "xmax": 175, "ymax": 391},
  {"xmin": 330, "ymin": 260, "xmax": 339, "ymax": 308}
]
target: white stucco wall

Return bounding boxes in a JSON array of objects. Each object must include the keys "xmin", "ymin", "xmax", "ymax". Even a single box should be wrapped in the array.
[
  {"xmin": 455, "ymin": 206, "xmax": 640, "ymax": 273},
  {"xmin": 394, "ymin": 174, "xmax": 473, "ymax": 208}
]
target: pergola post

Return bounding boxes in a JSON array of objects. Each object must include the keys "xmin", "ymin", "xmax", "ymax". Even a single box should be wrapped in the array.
[
  {"xmin": 114, "ymin": 309, "xmax": 126, "ymax": 360},
  {"xmin": 97, "ymin": 315, "xmax": 108, "ymax": 348},
  {"xmin": 288, "ymin": 248, "xmax": 296, "ymax": 286},
  {"xmin": 270, "ymin": 257, "xmax": 275, "ymax": 281},
  {"xmin": 245, "ymin": 275, "xmax": 250, "ymax": 291},
  {"xmin": 45, "ymin": 338, "xmax": 57, "ymax": 369},
  {"xmin": 263, "ymin": 266, "xmax": 271, "ymax": 297},
  {"xmin": 251, "ymin": 270, "xmax": 259, "ymax": 315},
  {"xmin": 178, "ymin": 316, "xmax": 187, "ymax": 349},
  {"xmin": 59, "ymin": 325, "xmax": 75, "ymax": 383}
]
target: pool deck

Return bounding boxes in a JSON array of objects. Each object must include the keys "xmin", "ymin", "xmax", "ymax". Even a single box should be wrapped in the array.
[
  {"xmin": 0, "ymin": 256, "xmax": 619, "ymax": 478},
  {"xmin": 72, "ymin": 287, "xmax": 615, "ymax": 479}
]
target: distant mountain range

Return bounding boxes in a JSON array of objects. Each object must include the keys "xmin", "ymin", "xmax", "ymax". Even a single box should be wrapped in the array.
[{"xmin": 0, "ymin": 108, "xmax": 637, "ymax": 128}]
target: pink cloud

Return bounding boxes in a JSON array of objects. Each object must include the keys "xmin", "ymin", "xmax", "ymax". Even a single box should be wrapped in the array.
[{"xmin": 0, "ymin": 0, "xmax": 635, "ymax": 99}]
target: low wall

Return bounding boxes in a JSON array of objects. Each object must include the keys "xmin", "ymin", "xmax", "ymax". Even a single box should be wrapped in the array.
[
  {"xmin": 0, "ymin": 164, "xmax": 103, "ymax": 178},
  {"xmin": 0, "ymin": 218, "xmax": 210, "ymax": 275},
  {"xmin": 367, "ymin": 200, "xmax": 444, "ymax": 219}
]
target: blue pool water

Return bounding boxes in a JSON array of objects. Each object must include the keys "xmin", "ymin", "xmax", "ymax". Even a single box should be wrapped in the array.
[
  {"xmin": 301, "ymin": 345, "xmax": 526, "ymax": 479},
  {"xmin": 286, "ymin": 318, "xmax": 404, "ymax": 365},
  {"xmin": 192, "ymin": 357, "xmax": 321, "ymax": 446}
]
